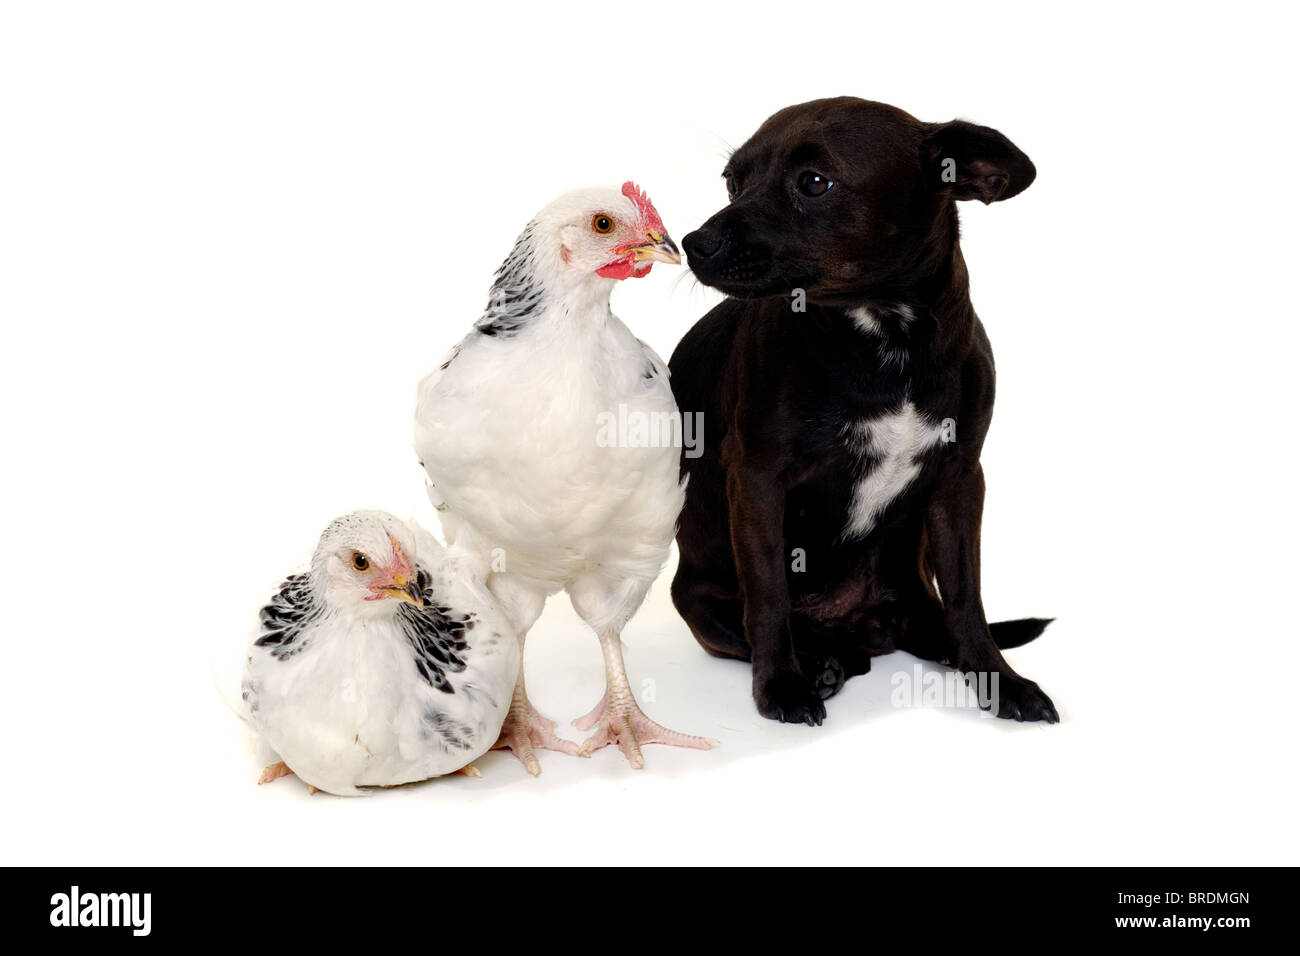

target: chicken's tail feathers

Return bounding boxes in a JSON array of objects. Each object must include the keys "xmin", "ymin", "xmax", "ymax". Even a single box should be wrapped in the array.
[
  {"xmin": 424, "ymin": 479, "xmax": 448, "ymax": 514},
  {"xmin": 210, "ymin": 660, "xmax": 250, "ymax": 725},
  {"xmin": 990, "ymin": 617, "xmax": 1054, "ymax": 649}
]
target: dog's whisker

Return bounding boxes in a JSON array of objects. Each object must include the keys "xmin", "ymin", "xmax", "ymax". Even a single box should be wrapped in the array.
[
  {"xmin": 698, "ymin": 128, "xmax": 737, "ymax": 165},
  {"xmin": 669, "ymin": 267, "xmax": 710, "ymax": 305},
  {"xmin": 670, "ymin": 268, "xmax": 698, "ymax": 297}
]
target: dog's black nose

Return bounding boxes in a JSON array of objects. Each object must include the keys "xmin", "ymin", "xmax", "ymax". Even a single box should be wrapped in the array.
[{"xmin": 683, "ymin": 228, "xmax": 722, "ymax": 261}]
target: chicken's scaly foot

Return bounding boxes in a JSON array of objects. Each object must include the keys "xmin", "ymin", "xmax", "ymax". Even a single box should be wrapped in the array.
[
  {"xmin": 258, "ymin": 761, "xmax": 321, "ymax": 793},
  {"xmin": 576, "ymin": 632, "xmax": 715, "ymax": 769},
  {"xmin": 493, "ymin": 673, "xmax": 580, "ymax": 775},
  {"xmin": 257, "ymin": 760, "xmax": 295, "ymax": 785}
]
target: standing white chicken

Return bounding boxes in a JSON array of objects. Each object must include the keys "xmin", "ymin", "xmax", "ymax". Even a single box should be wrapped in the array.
[
  {"xmin": 242, "ymin": 510, "xmax": 520, "ymax": 795},
  {"xmin": 414, "ymin": 182, "xmax": 709, "ymax": 773}
]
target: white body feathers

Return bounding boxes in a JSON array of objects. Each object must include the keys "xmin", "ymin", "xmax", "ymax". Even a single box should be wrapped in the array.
[{"xmin": 416, "ymin": 307, "xmax": 685, "ymax": 635}]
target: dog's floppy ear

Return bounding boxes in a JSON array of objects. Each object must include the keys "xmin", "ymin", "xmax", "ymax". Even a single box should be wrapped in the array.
[{"xmin": 923, "ymin": 120, "xmax": 1036, "ymax": 204}]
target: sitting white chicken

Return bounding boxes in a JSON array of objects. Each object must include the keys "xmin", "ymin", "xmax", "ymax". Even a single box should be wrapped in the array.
[
  {"xmin": 414, "ymin": 182, "xmax": 710, "ymax": 773},
  {"xmin": 242, "ymin": 510, "xmax": 520, "ymax": 795}
]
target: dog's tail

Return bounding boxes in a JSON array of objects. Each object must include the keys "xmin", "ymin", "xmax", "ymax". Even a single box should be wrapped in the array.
[
  {"xmin": 990, "ymin": 617, "xmax": 1054, "ymax": 649},
  {"xmin": 897, "ymin": 613, "xmax": 1053, "ymax": 662}
]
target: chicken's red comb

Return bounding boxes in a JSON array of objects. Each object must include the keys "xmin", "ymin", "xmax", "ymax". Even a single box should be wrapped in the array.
[{"xmin": 622, "ymin": 181, "xmax": 666, "ymax": 235}]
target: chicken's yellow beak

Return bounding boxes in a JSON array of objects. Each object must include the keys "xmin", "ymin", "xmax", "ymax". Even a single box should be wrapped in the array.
[{"xmin": 628, "ymin": 230, "xmax": 682, "ymax": 265}]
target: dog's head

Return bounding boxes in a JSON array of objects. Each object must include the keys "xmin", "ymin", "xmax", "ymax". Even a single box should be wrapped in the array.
[{"xmin": 683, "ymin": 97, "xmax": 1036, "ymax": 304}]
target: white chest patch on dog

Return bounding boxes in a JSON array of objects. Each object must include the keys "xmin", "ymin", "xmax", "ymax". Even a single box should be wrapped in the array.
[
  {"xmin": 843, "ymin": 401, "xmax": 945, "ymax": 538},
  {"xmin": 848, "ymin": 305, "xmax": 915, "ymax": 370},
  {"xmin": 849, "ymin": 306, "xmax": 883, "ymax": 335}
]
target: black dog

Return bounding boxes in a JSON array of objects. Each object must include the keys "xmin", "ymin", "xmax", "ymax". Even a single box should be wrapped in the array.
[{"xmin": 669, "ymin": 97, "xmax": 1056, "ymax": 725}]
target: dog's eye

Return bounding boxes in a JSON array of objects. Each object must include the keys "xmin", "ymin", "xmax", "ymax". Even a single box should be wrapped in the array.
[
  {"xmin": 723, "ymin": 172, "xmax": 738, "ymax": 199},
  {"xmin": 798, "ymin": 171, "xmax": 833, "ymax": 197},
  {"xmin": 591, "ymin": 214, "xmax": 615, "ymax": 234}
]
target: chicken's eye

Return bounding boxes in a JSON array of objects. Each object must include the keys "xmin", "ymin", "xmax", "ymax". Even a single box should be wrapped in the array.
[
  {"xmin": 797, "ymin": 171, "xmax": 833, "ymax": 197},
  {"xmin": 592, "ymin": 214, "xmax": 615, "ymax": 234},
  {"xmin": 352, "ymin": 552, "xmax": 369, "ymax": 571}
]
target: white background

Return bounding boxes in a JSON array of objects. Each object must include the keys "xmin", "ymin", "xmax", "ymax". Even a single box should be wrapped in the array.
[{"xmin": 2, "ymin": 1, "xmax": 1296, "ymax": 865}]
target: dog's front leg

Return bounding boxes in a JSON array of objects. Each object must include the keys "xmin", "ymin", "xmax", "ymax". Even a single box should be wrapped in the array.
[
  {"xmin": 728, "ymin": 464, "xmax": 828, "ymax": 725},
  {"xmin": 926, "ymin": 458, "xmax": 1058, "ymax": 722}
]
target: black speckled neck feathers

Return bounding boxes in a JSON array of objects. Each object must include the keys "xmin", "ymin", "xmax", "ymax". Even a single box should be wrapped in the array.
[
  {"xmin": 254, "ymin": 573, "xmax": 320, "ymax": 661},
  {"xmin": 474, "ymin": 221, "xmax": 546, "ymax": 338},
  {"xmin": 396, "ymin": 566, "xmax": 471, "ymax": 693}
]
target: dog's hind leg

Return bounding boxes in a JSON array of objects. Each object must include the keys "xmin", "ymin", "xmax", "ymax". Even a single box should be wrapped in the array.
[
  {"xmin": 895, "ymin": 545, "xmax": 1050, "ymax": 661},
  {"xmin": 670, "ymin": 564, "xmax": 751, "ymax": 661},
  {"xmin": 894, "ymin": 594, "xmax": 955, "ymax": 664},
  {"xmin": 789, "ymin": 614, "xmax": 877, "ymax": 701}
]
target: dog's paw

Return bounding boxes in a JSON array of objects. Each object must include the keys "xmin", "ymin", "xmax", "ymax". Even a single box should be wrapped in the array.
[
  {"xmin": 795, "ymin": 651, "xmax": 848, "ymax": 701},
  {"xmin": 754, "ymin": 671, "xmax": 827, "ymax": 726},
  {"xmin": 990, "ymin": 673, "xmax": 1058, "ymax": 723}
]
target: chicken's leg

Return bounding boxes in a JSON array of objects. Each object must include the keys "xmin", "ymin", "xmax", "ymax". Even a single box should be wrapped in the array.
[
  {"xmin": 576, "ymin": 632, "xmax": 714, "ymax": 768},
  {"xmin": 257, "ymin": 761, "xmax": 320, "ymax": 794},
  {"xmin": 494, "ymin": 669, "xmax": 580, "ymax": 775}
]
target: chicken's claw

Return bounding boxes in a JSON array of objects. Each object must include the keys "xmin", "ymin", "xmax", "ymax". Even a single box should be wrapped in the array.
[{"xmin": 493, "ymin": 676, "xmax": 581, "ymax": 775}]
